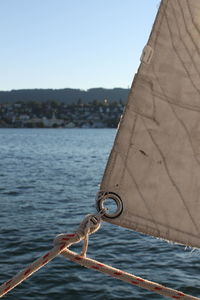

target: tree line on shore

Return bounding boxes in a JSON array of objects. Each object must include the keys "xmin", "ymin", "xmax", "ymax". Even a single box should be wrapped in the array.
[{"xmin": 0, "ymin": 88, "xmax": 129, "ymax": 104}]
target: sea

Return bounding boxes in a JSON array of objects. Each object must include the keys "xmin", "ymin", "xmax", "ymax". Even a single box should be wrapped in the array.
[{"xmin": 0, "ymin": 128, "xmax": 199, "ymax": 300}]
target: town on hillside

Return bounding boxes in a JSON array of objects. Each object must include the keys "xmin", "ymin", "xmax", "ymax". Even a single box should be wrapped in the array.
[{"xmin": 0, "ymin": 99, "xmax": 125, "ymax": 128}]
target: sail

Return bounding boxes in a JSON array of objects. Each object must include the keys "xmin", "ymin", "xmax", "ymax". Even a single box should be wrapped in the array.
[{"xmin": 97, "ymin": 0, "xmax": 200, "ymax": 248}]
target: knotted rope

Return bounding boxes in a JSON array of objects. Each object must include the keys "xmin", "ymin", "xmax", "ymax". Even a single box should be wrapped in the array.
[
  {"xmin": 0, "ymin": 212, "xmax": 102, "ymax": 298},
  {"xmin": 0, "ymin": 212, "xmax": 199, "ymax": 300}
]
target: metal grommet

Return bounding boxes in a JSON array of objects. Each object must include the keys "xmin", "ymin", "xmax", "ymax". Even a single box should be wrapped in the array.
[{"xmin": 96, "ymin": 191, "xmax": 123, "ymax": 219}]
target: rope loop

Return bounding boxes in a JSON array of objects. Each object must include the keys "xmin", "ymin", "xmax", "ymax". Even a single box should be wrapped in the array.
[
  {"xmin": 76, "ymin": 213, "xmax": 101, "ymax": 256},
  {"xmin": 76, "ymin": 213, "xmax": 101, "ymax": 237},
  {"xmin": 54, "ymin": 211, "xmax": 103, "ymax": 257}
]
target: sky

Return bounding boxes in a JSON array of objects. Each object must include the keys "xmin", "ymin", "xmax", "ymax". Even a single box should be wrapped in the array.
[{"xmin": 0, "ymin": 0, "xmax": 159, "ymax": 91}]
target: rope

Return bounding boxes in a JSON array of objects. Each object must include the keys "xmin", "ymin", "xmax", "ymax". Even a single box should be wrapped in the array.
[
  {"xmin": 0, "ymin": 213, "xmax": 199, "ymax": 300},
  {"xmin": 0, "ymin": 213, "xmax": 101, "ymax": 298},
  {"xmin": 62, "ymin": 249, "xmax": 200, "ymax": 300}
]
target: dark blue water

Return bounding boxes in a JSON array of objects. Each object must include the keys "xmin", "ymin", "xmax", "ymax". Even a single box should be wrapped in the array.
[{"xmin": 0, "ymin": 128, "xmax": 199, "ymax": 300}]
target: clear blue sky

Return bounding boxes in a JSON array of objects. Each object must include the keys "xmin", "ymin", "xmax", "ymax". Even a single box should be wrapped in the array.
[{"xmin": 0, "ymin": 0, "xmax": 159, "ymax": 91}]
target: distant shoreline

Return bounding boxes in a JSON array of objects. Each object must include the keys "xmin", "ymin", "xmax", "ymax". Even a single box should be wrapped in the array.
[{"xmin": 0, "ymin": 99, "xmax": 124, "ymax": 129}]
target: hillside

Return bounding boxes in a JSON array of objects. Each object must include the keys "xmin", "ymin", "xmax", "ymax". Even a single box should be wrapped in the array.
[{"xmin": 0, "ymin": 88, "xmax": 129, "ymax": 104}]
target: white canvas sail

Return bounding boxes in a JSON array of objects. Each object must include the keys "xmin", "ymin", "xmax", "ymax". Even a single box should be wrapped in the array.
[{"xmin": 97, "ymin": 0, "xmax": 200, "ymax": 248}]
